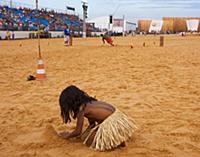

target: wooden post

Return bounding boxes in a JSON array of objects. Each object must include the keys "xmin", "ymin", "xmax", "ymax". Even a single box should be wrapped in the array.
[
  {"xmin": 69, "ymin": 35, "xmax": 73, "ymax": 46},
  {"xmin": 160, "ymin": 36, "xmax": 164, "ymax": 47}
]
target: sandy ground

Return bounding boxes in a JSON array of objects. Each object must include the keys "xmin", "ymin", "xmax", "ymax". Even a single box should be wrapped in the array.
[{"xmin": 0, "ymin": 35, "xmax": 200, "ymax": 157}]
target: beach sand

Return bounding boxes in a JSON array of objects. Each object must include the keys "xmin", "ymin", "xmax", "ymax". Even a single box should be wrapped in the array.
[{"xmin": 0, "ymin": 35, "xmax": 200, "ymax": 157}]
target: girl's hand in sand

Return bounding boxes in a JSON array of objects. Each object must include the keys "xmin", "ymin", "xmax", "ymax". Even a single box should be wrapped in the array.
[{"xmin": 58, "ymin": 131, "xmax": 70, "ymax": 139}]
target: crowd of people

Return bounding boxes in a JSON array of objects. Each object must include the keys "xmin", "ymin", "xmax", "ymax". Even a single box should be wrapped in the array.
[{"xmin": 0, "ymin": 5, "xmax": 81, "ymax": 31}]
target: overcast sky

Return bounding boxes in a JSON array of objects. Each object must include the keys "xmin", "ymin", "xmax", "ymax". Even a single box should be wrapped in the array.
[{"xmin": 8, "ymin": 0, "xmax": 200, "ymax": 22}]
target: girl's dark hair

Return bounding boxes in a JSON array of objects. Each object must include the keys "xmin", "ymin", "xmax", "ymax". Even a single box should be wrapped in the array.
[{"xmin": 59, "ymin": 85, "xmax": 97, "ymax": 123}]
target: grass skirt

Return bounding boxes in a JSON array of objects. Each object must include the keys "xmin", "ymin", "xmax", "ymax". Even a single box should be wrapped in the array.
[{"xmin": 83, "ymin": 109, "xmax": 137, "ymax": 151}]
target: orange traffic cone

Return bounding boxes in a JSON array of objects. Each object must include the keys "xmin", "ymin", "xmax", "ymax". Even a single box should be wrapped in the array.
[{"xmin": 36, "ymin": 58, "xmax": 46, "ymax": 80}]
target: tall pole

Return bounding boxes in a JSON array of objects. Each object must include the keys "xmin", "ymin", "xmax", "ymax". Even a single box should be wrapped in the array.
[
  {"xmin": 123, "ymin": 15, "xmax": 125, "ymax": 37},
  {"xmin": 109, "ymin": 15, "xmax": 113, "ymax": 32},
  {"xmin": 10, "ymin": 0, "xmax": 12, "ymax": 8},
  {"xmin": 36, "ymin": 0, "xmax": 38, "ymax": 11},
  {"xmin": 83, "ymin": 10, "xmax": 86, "ymax": 38},
  {"xmin": 36, "ymin": 0, "xmax": 41, "ymax": 58},
  {"xmin": 82, "ymin": 1, "xmax": 88, "ymax": 38}
]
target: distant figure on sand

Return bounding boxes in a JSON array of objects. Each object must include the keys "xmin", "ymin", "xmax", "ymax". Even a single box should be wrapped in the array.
[
  {"xmin": 101, "ymin": 32, "xmax": 114, "ymax": 46},
  {"xmin": 63, "ymin": 25, "xmax": 71, "ymax": 46},
  {"xmin": 58, "ymin": 85, "xmax": 137, "ymax": 151}
]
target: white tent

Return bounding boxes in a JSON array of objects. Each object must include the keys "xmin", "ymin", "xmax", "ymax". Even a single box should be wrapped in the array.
[
  {"xmin": 186, "ymin": 20, "xmax": 199, "ymax": 31},
  {"xmin": 149, "ymin": 20, "xmax": 163, "ymax": 33},
  {"xmin": 87, "ymin": 16, "xmax": 136, "ymax": 33},
  {"xmin": 87, "ymin": 16, "xmax": 109, "ymax": 30}
]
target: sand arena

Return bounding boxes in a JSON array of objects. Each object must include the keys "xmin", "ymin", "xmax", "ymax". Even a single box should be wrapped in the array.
[{"xmin": 0, "ymin": 35, "xmax": 200, "ymax": 157}]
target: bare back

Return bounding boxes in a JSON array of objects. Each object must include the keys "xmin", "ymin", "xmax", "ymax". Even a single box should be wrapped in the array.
[{"xmin": 84, "ymin": 101, "xmax": 115, "ymax": 124}]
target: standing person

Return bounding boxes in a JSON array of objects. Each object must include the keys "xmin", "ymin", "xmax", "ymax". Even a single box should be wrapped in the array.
[
  {"xmin": 6, "ymin": 30, "xmax": 11, "ymax": 40},
  {"xmin": 57, "ymin": 85, "xmax": 137, "ymax": 151},
  {"xmin": 101, "ymin": 31, "xmax": 114, "ymax": 46},
  {"xmin": 11, "ymin": 31, "xmax": 15, "ymax": 40},
  {"xmin": 63, "ymin": 25, "xmax": 71, "ymax": 46}
]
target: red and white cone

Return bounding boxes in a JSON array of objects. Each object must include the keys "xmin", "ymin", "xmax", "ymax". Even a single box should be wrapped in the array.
[{"xmin": 36, "ymin": 58, "xmax": 46, "ymax": 80}]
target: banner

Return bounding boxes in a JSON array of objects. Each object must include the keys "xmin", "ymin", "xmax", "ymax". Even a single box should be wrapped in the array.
[
  {"xmin": 66, "ymin": 6, "xmax": 75, "ymax": 11},
  {"xmin": 113, "ymin": 19, "xmax": 124, "ymax": 27},
  {"xmin": 186, "ymin": 20, "xmax": 199, "ymax": 31},
  {"xmin": 149, "ymin": 20, "xmax": 163, "ymax": 33}
]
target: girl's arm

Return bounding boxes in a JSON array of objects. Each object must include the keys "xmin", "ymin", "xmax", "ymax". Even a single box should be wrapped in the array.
[
  {"xmin": 82, "ymin": 119, "xmax": 95, "ymax": 133},
  {"xmin": 88, "ymin": 118, "xmax": 96, "ymax": 128},
  {"xmin": 58, "ymin": 110, "xmax": 85, "ymax": 139},
  {"xmin": 80, "ymin": 119, "xmax": 95, "ymax": 140}
]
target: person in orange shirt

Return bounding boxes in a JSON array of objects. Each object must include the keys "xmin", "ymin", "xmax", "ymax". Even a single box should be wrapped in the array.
[{"xmin": 101, "ymin": 31, "xmax": 114, "ymax": 46}]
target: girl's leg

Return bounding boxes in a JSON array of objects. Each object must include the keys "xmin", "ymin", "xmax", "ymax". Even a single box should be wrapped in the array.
[{"xmin": 85, "ymin": 130, "xmax": 97, "ymax": 147}]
